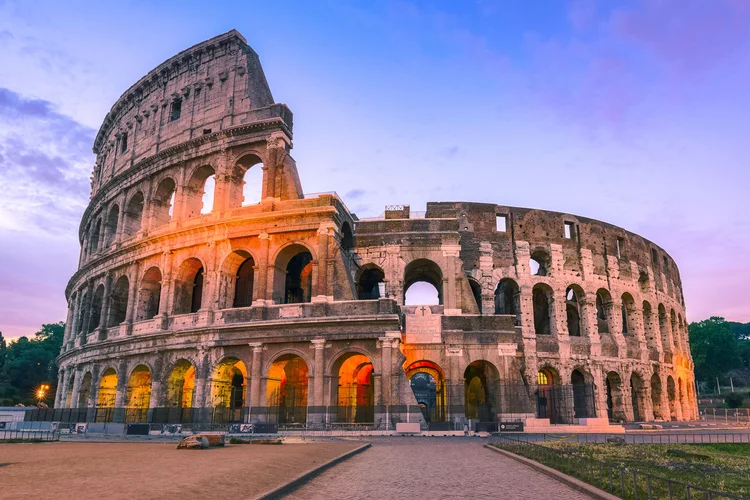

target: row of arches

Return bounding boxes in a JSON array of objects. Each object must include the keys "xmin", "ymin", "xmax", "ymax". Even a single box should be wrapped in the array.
[{"xmin": 82, "ymin": 154, "xmax": 265, "ymax": 263}]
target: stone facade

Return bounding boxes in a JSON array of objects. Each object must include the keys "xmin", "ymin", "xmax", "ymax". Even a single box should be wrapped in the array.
[{"xmin": 56, "ymin": 30, "xmax": 698, "ymax": 425}]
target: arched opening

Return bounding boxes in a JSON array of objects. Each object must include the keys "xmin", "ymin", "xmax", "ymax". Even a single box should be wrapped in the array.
[
  {"xmin": 651, "ymin": 374, "xmax": 664, "ymax": 420},
  {"xmin": 678, "ymin": 377, "xmax": 688, "ymax": 419},
  {"xmin": 229, "ymin": 154, "xmax": 264, "ymax": 207},
  {"xmin": 403, "ymin": 259, "xmax": 443, "ymax": 305},
  {"xmin": 77, "ymin": 372, "xmax": 92, "ymax": 407},
  {"xmin": 670, "ymin": 310, "xmax": 679, "ymax": 351},
  {"xmin": 638, "ymin": 270, "xmax": 650, "ymax": 292},
  {"xmin": 340, "ymin": 222, "xmax": 354, "ymax": 252},
  {"xmin": 529, "ymin": 249, "xmax": 551, "ymax": 276},
  {"xmin": 406, "ymin": 360, "xmax": 447, "ymax": 422},
  {"xmin": 136, "ymin": 267, "xmax": 162, "ymax": 321},
  {"xmin": 107, "ymin": 276, "xmax": 129, "ymax": 326},
  {"xmin": 126, "ymin": 365, "xmax": 152, "ymax": 411},
  {"xmin": 166, "ymin": 360, "xmax": 196, "ymax": 408},
  {"xmin": 173, "ymin": 258, "xmax": 204, "ymax": 314},
  {"xmin": 356, "ymin": 265, "xmax": 385, "ymax": 300},
  {"xmin": 152, "ymin": 178, "xmax": 176, "ymax": 227},
  {"xmin": 210, "ymin": 358, "xmax": 247, "ymax": 409},
  {"xmin": 536, "ymin": 367, "xmax": 562, "ymax": 423},
  {"xmin": 266, "ymin": 354, "xmax": 308, "ymax": 424},
  {"xmin": 596, "ymin": 289, "xmax": 613, "ymax": 334},
  {"xmin": 76, "ymin": 291, "xmax": 89, "ymax": 337},
  {"xmin": 185, "ymin": 165, "xmax": 216, "ymax": 218},
  {"xmin": 494, "ymin": 279, "xmax": 520, "ymax": 325},
  {"xmin": 97, "ymin": 368, "xmax": 117, "ymax": 408},
  {"xmin": 622, "ymin": 293, "xmax": 636, "ymax": 335},
  {"xmin": 104, "ymin": 205, "xmax": 119, "ymax": 247},
  {"xmin": 468, "ymin": 277, "xmax": 483, "ymax": 314},
  {"xmin": 643, "ymin": 301, "xmax": 658, "ymax": 352},
  {"xmin": 219, "ymin": 250, "xmax": 256, "ymax": 309},
  {"xmin": 532, "ymin": 283, "xmax": 554, "ymax": 335},
  {"xmin": 464, "ymin": 360, "xmax": 500, "ymax": 422},
  {"xmin": 630, "ymin": 372, "xmax": 645, "ymax": 422},
  {"xmin": 571, "ymin": 369, "xmax": 595, "ymax": 418},
  {"xmin": 89, "ymin": 218, "xmax": 102, "ymax": 254},
  {"xmin": 565, "ymin": 287, "xmax": 582, "ymax": 337},
  {"xmin": 234, "ymin": 257, "xmax": 255, "ymax": 308},
  {"xmin": 88, "ymin": 285, "xmax": 104, "ymax": 333},
  {"xmin": 273, "ymin": 245, "xmax": 314, "ymax": 304},
  {"xmin": 606, "ymin": 372, "xmax": 625, "ymax": 422},
  {"xmin": 658, "ymin": 304, "xmax": 671, "ymax": 352},
  {"xmin": 123, "ymin": 191, "xmax": 144, "ymax": 238},
  {"xmin": 334, "ymin": 353, "xmax": 374, "ymax": 423}
]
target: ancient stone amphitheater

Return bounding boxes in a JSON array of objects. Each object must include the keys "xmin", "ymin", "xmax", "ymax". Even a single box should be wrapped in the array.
[{"xmin": 54, "ymin": 30, "xmax": 697, "ymax": 429}]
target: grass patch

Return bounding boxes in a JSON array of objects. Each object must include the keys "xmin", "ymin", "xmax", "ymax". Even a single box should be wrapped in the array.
[{"xmin": 494, "ymin": 440, "xmax": 750, "ymax": 499}]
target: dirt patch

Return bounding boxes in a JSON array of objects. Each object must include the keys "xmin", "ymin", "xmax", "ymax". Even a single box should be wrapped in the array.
[{"xmin": 0, "ymin": 441, "xmax": 360, "ymax": 500}]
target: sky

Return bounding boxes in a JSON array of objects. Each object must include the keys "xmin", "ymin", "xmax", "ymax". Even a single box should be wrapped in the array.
[{"xmin": 1, "ymin": 0, "xmax": 749, "ymax": 339}]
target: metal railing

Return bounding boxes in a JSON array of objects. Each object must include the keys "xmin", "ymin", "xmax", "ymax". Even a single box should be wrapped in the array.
[
  {"xmin": 503, "ymin": 432, "xmax": 750, "ymax": 445},
  {"xmin": 699, "ymin": 408, "xmax": 750, "ymax": 425},
  {"xmin": 0, "ymin": 429, "xmax": 60, "ymax": 442},
  {"xmin": 494, "ymin": 435, "xmax": 748, "ymax": 499}
]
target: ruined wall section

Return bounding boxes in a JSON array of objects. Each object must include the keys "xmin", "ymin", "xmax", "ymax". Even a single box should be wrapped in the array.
[{"xmin": 90, "ymin": 30, "xmax": 277, "ymax": 197}]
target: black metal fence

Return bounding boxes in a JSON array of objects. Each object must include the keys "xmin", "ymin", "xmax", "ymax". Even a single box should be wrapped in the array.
[
  {"xmin": 504, "ymin": 432, "xmax": 750, "ymax": 445},
  {"xmin": 493, "ymin": 435, "xmax": 748, "ymax": 499}
]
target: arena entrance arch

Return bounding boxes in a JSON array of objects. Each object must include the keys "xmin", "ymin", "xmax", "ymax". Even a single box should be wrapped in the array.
[
  {"xmin": 126, "ymin": 365, "xmax": 152, "ymax": 422},
  {"xmin": 333, "ymin": 353, "xmax": 374, "ymax": 423},
  {"xmin": 651, "ymin": 374, "xmax": 664, "ymax": 420},
  {"xmin": 96, "ymin": 368, "xmax": 118, "ymax": 422},
  {"xmin": 266, "ymin": 354, "xmax": 308, "ymax": 424},
  {"xmin": 166, "ymin": 360, "xmax": 196, "ymax": 409},
  {"xmin": 464, "ymin": 360, "xmax": 500, "ymax": 422},
  {"xmin": 406, "ymin": 360, "xmax": 447, "ymax": 422},
  {"xmin": 210, "ymin": 358, "xmax": 246, "ymax": 409}
]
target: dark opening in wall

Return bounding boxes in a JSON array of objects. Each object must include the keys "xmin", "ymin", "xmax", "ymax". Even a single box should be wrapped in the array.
[
  {"xmin": 651, "ymin": 248, "xmax": 659, "ymax": 266},
  {"xmin": 357, "ymin": 266, "xmax": 385, "ymax": 300},
  {"xmin": 285, "ymin": 252, "xmax": 313, "ymax": 304},
  {"xmin": 496, "ymin": 214, "xmax": 507, "ymax": 232},
  {"xmin": 170, "ymin": 99, "xmax": 182, "ymax": 121},
  {"xmin": 468, "ymin": 278, "xmax": 482, "ymax": 314},
  {"xmin": 529, "ymin": 250, "xmax": 551, "ymax": 276},
  {"xmin": 120, "ymin": 132, "xmax": 128, "ymax": 153},
  {"xmin": 566, "ymin": 287, "xmax": 581, "ymax": 337},
  {"xmin": 494, "ymin": 279, "xmax": 520, "ymax": 325},
  {"xmin": 203, "ymin": 128, "xmax": 212, "ymax": 135},
  {"xmin": 532, "ymin": 284, "xmax": 553, "ymax": 335},
  {"xmin": 233, "ymin": 258, "xmax": 255, "ymax": 308}
]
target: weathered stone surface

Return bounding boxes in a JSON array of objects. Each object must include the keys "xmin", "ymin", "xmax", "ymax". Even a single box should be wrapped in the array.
[
  {"xmin": 55, "ymin": 29, "xmax": 698, "ymax": 427},
  {"xmin": 177, "ymin": 434, "xmax": 224, "ymax": 449}
]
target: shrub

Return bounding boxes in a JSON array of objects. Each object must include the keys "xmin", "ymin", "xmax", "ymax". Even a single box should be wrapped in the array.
[{"xmin": 725, "ymin": 392, "xmax": 744, "ymax": 408}]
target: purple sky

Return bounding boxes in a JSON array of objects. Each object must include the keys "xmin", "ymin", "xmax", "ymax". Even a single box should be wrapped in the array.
[{"xmin": 1, "ymin": 0, "xmax": 749, "ymax": 339}]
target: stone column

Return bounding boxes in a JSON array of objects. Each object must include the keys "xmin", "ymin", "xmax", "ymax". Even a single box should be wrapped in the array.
[
  {"xmin": 192, "ymin": 348, "xmax": 209, "ymax": 408},
  {"xmin": 80, "ymin": 282, "xmax": 94, "ymax": 344},
  {"xmin": 254, "ymin": 233, "xmax": 271, "ymax": 305},
  {"xmin": 249, "ymin": 343, "xmax": 263, "ymax": 409},
  {"xmin": 123, "ymin": 262, "xmax": 140, "ymax": 335},
  {"xmin": 98, "ymin": 272, "xmax": 113, "ymax": 337},
  {"xmin": 312, "ymin": 339, "xmax": 326, "ymax": 407},
  {"xmin": 149, "ymin": 356, "xmax": 163, "ymax": 409},
  {"xmin": 54, "ymin": 370, "xmax": 66, "ymax": 408},
  {"xmin": 69, "ymin": 289, "xmax": 83, "ymax": 349},
  {"xmin": 87, "ymin": 365, "xmax": 101, "ymax": 408},
  {"xmin": 70, "ymin": 367, "xmax": 83, "ymax": 408},
  {"xmin": 114, "ymin": 364, "xmax": 128, "ymax": 408}
]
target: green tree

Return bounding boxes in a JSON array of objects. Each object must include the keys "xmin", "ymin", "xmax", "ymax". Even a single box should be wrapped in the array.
[
  {"xmin": 0, "ymin": 331, "xmax": 6, "ymax": 371},
  {"xmin": 689, "ymin": 317, "xmax": 743, "ymax": 384},
  {"xmin": 0, "ymin": 322, "xmax": 64, "ymax": 405}
]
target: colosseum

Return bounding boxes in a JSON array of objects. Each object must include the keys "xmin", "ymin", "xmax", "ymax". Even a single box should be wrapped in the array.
[{"xmin": 54, "ymin": 30, "xmax": 698, "ymax": 431}]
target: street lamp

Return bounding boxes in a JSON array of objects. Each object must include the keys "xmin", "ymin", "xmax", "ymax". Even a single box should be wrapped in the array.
[{"xmin": 36, "ymin": 384, "xmax": 50, "ymax": 401}]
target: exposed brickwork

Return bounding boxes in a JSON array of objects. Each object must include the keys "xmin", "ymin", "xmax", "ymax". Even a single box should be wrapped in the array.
[{"xmin": 56, "ymin": 30, "xmax": 697, "ymax": 425}]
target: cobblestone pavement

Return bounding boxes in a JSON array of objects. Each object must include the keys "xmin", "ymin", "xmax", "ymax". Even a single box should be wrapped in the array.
[{"xmin": 286, "ymin": 437, "xmax": 589, "ymax": 499}]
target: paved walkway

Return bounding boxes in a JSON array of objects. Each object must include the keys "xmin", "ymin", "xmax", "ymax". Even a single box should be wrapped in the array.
[{"xmin": 286, "ymin": 437, "xmax": 589, "ymax": 499}]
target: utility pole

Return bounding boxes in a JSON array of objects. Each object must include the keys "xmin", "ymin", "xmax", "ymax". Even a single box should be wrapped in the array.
[{"xmin": 717, "ymin": 377, "xmax": 721, "ymax": 395}]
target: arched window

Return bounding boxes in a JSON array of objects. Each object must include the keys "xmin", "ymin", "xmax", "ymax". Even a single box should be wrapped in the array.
[
  {"xmin": 152, "ymin": 178, "xmax": 176, "ymax": 227},
  {"xmin": 596, "ymin": 289, "xmax": 612, "ymax": 334},
  {"xmin": 88, "ymin": 285, "xmax": 105, "ymax": 333},
  {"xmin": 210, "ymin": 358, "xmax": 247, "ymax": 409},
  {"xmin": 404, "ymin": 259, "xmax": 443, "ymax": 305},
  {"xmin": 108, "ymin": 276, "xmax": 129, "ymax": 326},
  {"xmin": 173, "ymin": 258, "xmax": 204, "ymax": 314},
  {"xmin": 123, "ymin": 192, "xmax": 144, "ymax": 238},
  {"xmin": 529, "ymin": 249, "xmax": 551, "ymax": 276},
  {"xmin": 658, "ymin": 304, "xmax": 671, "ymax": 351},
  {"xmin": 137, "ymin": 267, "xmax": 162, "ymax": 321},
  {"xmin": 621, "ymin": 293, "xmax": 636, "ymax": 335},
  {"xmin": 532, "ymin": 284, "xmax": 554, "ymax": 335},
  {"xmin": 273, "ymin": 245, "xmax": 314, "ymax": 304},
  {"xmin": 229, "ymin": 154, "xmax": 264, "ymax": 207},
  {"xmin": 565, "ymin": 286, "xmax": 582, "ymax": 336},
  {"xmin": 357, "ymin": 266, "xmax": 385, "ymax": 300},
  {"xmin": 333, "ymin": 353, "xmax": 375, "ymax": 423},
  {"xmin": 266, "ymin": 354, "xmax": 308, "ymax": 423},
  {"xmin": 494, "ymin": 279, "xmax": 520, "ymax": 324},
  {"xmin": 185, "ymin": 165, "xmax": 216, "ymax": 217},
  {"xmin": 233, "ymin": 257, "xmax": 255, "ymax": 308},
  {"xmin": 104, "ymin": 205, "xmax": 119, "ymax": 247}
]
